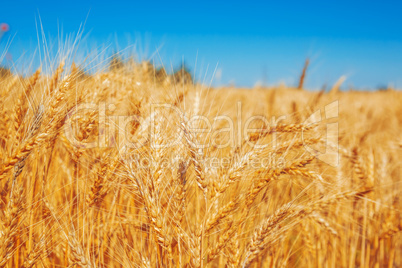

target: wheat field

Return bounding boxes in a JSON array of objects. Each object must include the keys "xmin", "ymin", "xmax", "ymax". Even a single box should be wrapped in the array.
[{"xmin": 0, "ymin": 60, "xmax": 400, "ymax": 268}]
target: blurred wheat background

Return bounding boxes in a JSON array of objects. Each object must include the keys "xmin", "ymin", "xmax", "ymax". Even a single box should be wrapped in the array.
[{"xmin": 0, "ymin": 55, "xmax": 400, "ymax": 268}]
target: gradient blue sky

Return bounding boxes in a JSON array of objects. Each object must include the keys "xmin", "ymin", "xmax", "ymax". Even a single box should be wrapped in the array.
[{"xmin": 1, "ymin": 0, "xmax": 402, "ymax": 89}]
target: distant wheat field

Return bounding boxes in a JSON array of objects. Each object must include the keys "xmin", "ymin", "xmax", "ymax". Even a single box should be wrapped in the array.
[{"xmin": 0, "ymin": 61, "xmax": 400, "ymax": 268}]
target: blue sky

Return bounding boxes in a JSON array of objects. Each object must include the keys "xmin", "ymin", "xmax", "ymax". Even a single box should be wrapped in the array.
[{"xmin": 1, "ymin": 0, "xmax": 402, "ymax": 89}]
